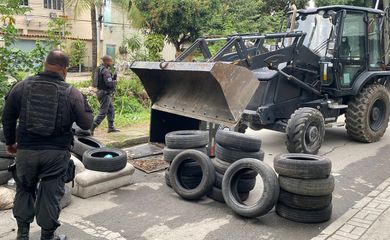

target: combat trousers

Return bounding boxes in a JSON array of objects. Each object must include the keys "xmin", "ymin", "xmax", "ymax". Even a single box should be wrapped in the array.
[
  {"xmin": 93, "ymin": 90, "xmax": 115, "ymax": 128},
  {"xmin": 13, "ymin": 149, "xmax": 69, "ymax": 231}
]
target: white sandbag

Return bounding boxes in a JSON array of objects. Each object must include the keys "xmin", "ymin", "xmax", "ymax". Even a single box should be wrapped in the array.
[{"xmin": 0, "ymin": 186, "xmax": 15, "ymax": 210}]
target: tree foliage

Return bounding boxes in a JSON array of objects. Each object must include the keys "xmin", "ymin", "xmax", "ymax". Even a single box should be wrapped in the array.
[
  {"xmin": 133, "ymin": 0, "xmax": 220, "ymax": 51},
  {"xmin": 70, "ymin": 39, "xmax": 87, "ymax": 69}
]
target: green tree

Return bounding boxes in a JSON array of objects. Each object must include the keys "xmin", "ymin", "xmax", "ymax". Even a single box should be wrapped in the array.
[
  {"xmin": 144, "ymin": 34, "xmax": 164, "ymax": 61},
  {"xmin": 47, "ymin": 17, "xmax": 71, "ymax": 50},
  {"xmin": 133, "ymin": 0, "xmax": 221, "ymax": 52},
  {"xmin": 70, "ymin": 39, "xmax": 87, "ymax": 71}
]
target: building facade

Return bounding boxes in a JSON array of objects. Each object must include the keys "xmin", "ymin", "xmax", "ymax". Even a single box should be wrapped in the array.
[{"xmin": 5, "ymin": 0, "xmax": 175, "ymax": 68}]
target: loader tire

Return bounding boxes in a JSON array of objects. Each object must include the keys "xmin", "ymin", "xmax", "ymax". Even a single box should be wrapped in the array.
[
  {"xmin": 276, "ymin": 203, "xmax": 332, "ymax": 223},
  {"xmin": 163, "ymin": 147, "xmax": 207, "ymax": 162},
  {"xmin": 346, "ymin": 83, "xmax": 390, "ymax": 143},
  {"xmin": 274, "ymin": 153, "xmax": 331, "ymax": 179},
  {"xmin": 279, "ymin": 175, "xmax": 335, "ymax": 197},
  {"xmin": 216, "ymin": 130, "xmax": 261, "ymax": 152},
  {"xmin": 286, "ymin": 107, "xmax": 325, "ymax": 155},
  {"xmin": 222, "ymin": 158, "xmax": 279, "ymax": 218},
  {"xmin": 165, "ymin": 130, "xmax": 209, "ymax": 149},
  {"xmin": 278, "ymin": 189, "xmax": 332, "ymax": 210},
  {"xmin": 169, "ymin": 150, "xmax": 214, "ymax": 200}
]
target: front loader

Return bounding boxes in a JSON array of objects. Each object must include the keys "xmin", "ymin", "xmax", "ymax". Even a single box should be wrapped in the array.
[{"xmin": 131, "ymin": 3, "xmax": 390, "ymax": 154}]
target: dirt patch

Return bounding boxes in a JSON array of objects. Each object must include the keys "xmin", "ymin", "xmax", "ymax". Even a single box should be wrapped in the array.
[{"xmin": 129, "ymin": 155, "xmax": 168, "ymax": 173}]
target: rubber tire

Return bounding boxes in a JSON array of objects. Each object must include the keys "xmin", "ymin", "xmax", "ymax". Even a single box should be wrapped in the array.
[
  {"xmin": 276, "ymin": 203, "xmax": 332, "ymax": 223},
  {"xmin": 72, "ymin": 136, "xmax": 105, "ymax": 160},
  {"xmin": 212, "ymin": 158, "xmax": 230, "ymax": 174},
  {"xmin": 346, "ymin": 83, "xmax": 390, "ymax": 143},
  {"xmin": 0, "ymin": 128, "xmax": 5, "ymax": 143},
  {"xmin": 216, "ymin": 144, "xmax": 264, "ymax": 163},
  {"xmin": 0, "ymin": 170, "xmax": 12, "ymax": 185},
  {"xmin": 207, "ymin": 187, "xmax": 249, "ymax": 203},
  {"xmin": 83, "ymin": 148, "xmax": 127, "ymax": 172},
  {"xmin": 60, "ymin": 185, "xmax": 72, "ymax": 209},
  {"xmin": 0, "ymin": 143, "xmax": 14, "ymax": 159},
  {"xmin": 214, "ymin": 171, "xmax": 256, "ymax": 192},
  {"xmin": 169, "ymin": 150, "xmax": 215, "ymax": 200},
  {"xmin": 286, "ymin": 107, "xmax": 325, "ymax": 155},
  {"xmin": 0, "ymin": 158, "xmax": 14, "ymax": 171},
  {"xmin": 180, "ymin": 161, "xmax": 203, "ymax": 177},
  {"xmin": 278, "ymin": 189, "xmax": 332, "ymax": 210},
  {"xmin": 165, "ymin": 169, "xmax": 171, "ymax": 188},
  {"xmin": 163, "ymin": 147, "xmax": 207, "ymax": 162},
  {"xmin": 165, "ymin": 168, "xmax": 202, "ymax": 188},
  {"xmin": 216, "ymin": 130, "xmax": 261, "ymax": 152},
  {"xmin": 165, "ymin": 130, "xmax": 209, "ymax": 149},
  {"xmin": 274, "ymin": 153, "xmax": 331, "ymax": 179},
  {"xmin": 222, "ymin": 158, "xmax": 279, "ymax": 218},
  {"xmin": 279, "ymin": 175, "xmax": 335, "ymax": 197}
]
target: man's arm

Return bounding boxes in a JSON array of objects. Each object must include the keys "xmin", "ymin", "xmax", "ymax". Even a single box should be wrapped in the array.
[
  {"xmin": 2, "ymin": 82, "xmax": 23, "ymax": 147},
  {"xmin": 70, "ymin": 89, "xmax": 94, "ymax": 130}
]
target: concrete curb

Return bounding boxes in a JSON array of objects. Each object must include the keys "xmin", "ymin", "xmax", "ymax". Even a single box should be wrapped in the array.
[
  {"xmin": 312, "ymin": 178, "xmax": 390, "ymax": 240},
  {"xmin": 105, "ymin": 135, "xmax": 149, "ymax": 148}
]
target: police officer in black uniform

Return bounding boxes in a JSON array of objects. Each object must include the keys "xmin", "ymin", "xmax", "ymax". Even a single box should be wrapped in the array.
[
  {"xmin": 90, "ymin": 55, "xmax": 119, "ymax": 135},
  {"xmin": 2, "ymin": 50, "xmax": 93, "ymax": 240}
]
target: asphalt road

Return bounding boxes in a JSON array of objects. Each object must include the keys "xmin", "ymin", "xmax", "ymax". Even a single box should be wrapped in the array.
[{"xmin": 1, "ymin": 118, "xmax": 390, "ymax": 240}]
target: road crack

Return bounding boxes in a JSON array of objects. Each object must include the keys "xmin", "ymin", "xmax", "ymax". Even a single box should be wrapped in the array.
[{"xmin": 320, "ymin": 142, "xmax": 349, "ymax": 156}]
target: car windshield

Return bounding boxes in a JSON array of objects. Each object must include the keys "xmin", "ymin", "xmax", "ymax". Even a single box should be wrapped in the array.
[{"xmin": 293, "ymin": 12, "xmax": 334, "ymax": 57}]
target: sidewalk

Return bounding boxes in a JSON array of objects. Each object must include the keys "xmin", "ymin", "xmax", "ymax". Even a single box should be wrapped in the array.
[
  {"xmin": 92, "ymin": 123, "xmax": 149, "ymax": 148},
  {"xmin": 313, "ymin": 178, "xmax": 390, "ymax": 240}
]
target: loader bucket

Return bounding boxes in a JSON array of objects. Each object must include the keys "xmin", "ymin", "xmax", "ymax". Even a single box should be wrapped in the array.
[{"xmin": 130, "ymin": 61, "xmax": 260, "ymax": 126}]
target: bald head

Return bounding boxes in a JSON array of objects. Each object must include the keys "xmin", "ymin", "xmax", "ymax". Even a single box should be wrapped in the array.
[
  {"xmin": 102, "ymin": 55, "xmax": 113, "ymax": 67},
  {"xmin": 44, "ymin": 50, "xmax": 69, "ymax": 78}
]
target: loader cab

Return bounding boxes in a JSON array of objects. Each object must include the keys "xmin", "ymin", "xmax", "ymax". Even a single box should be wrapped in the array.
[{"xmin": 288, "ymin": 6, "xmax": 385, "ymax": 94}]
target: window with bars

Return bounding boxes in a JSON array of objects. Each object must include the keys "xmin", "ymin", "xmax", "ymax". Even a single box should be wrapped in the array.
[
  {"xmin": 20, "ymin": 0, "xmax": 28, "ymax": 6},
  {"xmin": 44, "ymin": 0, "xmax": 62, "ymax": 10}
]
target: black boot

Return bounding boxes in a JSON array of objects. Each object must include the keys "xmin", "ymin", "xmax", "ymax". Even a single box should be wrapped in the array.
[
  {"xmin": 107, "ymin": 127, "xmax": 120, "ymax": 133},
  {"xmin": 41, "ymin": 229, "xmax": 67, "ymax": 240},
  {"xmin": 16, "ymin": 222, "xmax": 30, "ymax": 240}
]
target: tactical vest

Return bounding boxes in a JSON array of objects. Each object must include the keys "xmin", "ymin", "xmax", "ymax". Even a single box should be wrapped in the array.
[
  {"xmin": 19, "ymin": 76, "xmax": 73, "ymax": 137},
  {"xmin": 97, "ymin": 65, "xmax": 110, "ymax": 90}
]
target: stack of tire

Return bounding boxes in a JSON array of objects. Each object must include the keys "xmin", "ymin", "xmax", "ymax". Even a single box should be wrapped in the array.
[
  {"xmin": 163, "ymin": 130, "xmax": 209, "ymax": 188},
  {"xmin": 0, "ymin": 127, "xmax": 14, "ymax": 185},
  {"xmin": 208, "ymin": 130, "xmax": 264, "ymax": 202},
  {"xmin": 71, "ymin": 123, "xmax": 105, "ymax": 160},
  {"xmin": 274, "ymin": 153, "xmax": 334, "ymax": 223}
]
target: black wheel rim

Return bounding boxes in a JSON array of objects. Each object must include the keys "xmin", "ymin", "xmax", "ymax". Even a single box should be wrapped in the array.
[
  {"xmin": 369, "ymin": 98, "xmax": 386, "ymax": 132},
  {"xmin": 304, "ymin": 124, "xmax": 320, "ymax": 152}
]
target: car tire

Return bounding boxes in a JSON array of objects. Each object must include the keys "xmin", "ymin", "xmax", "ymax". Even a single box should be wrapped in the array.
[
  {"xmin": 165, "ymin": 130, "xmax": 209, "ymax": 149},
  {"xmin": 276, "ymin": 203, "xmax": 332, "ymax": 223},
  {"xmin": 83, "ymin": 148, "xmax": 127, "ymax": 172},
  {"xmin": 0, "ymin": 143, "xmax": 14, "ymax": 159},
  {"xmin": 0, "ymin": 170, "xmax": 12, "ymax": 185},
  {"xmin": 0, "ymin": 158, "xmax": 14, "ymax": 171},
  {"xmin": 214, "ymin": 171, "xmax": 256, "ymax": 192},
  {"xmin": 207, "ymin": 187, "xmax": 249, "ymax": 203},
  {"xmin": 169, "ymin": 150, "xmax": 214, "ymax": 200},
  {"xmin": 222, "ymin": 158, "xmax": 279, "ymax": 218},
  {"xmin": 216, "ymin": 144, "xmax": 264, "ymax": 163},
  {"xmin": 212, "ymin": 158, "xmax": 230, "ymax": 174},
  {"xmin": 274, "ymin": 153, "xmax": 331, "ymax": 179},
  {"xmin": 279, "ymin": 175, "xmax": 335, "ymax": 196},
  {"xmin": 163, "ymin": 147, "xmax": 207, "ymax": 162},
  {"xmin": 72, "ymin": 136, "xmax": 105, "ymax": 160},
  {"xmin": 165, "ymin": 169, "xmax": 171, "ymax": 188},
  {"xmin": 278, "ymin": 189, "xmax": 332, "ymax": 210},
  {"xmin": 216, "ymin": 130, "xmax": 261, "ymax": 152}
]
